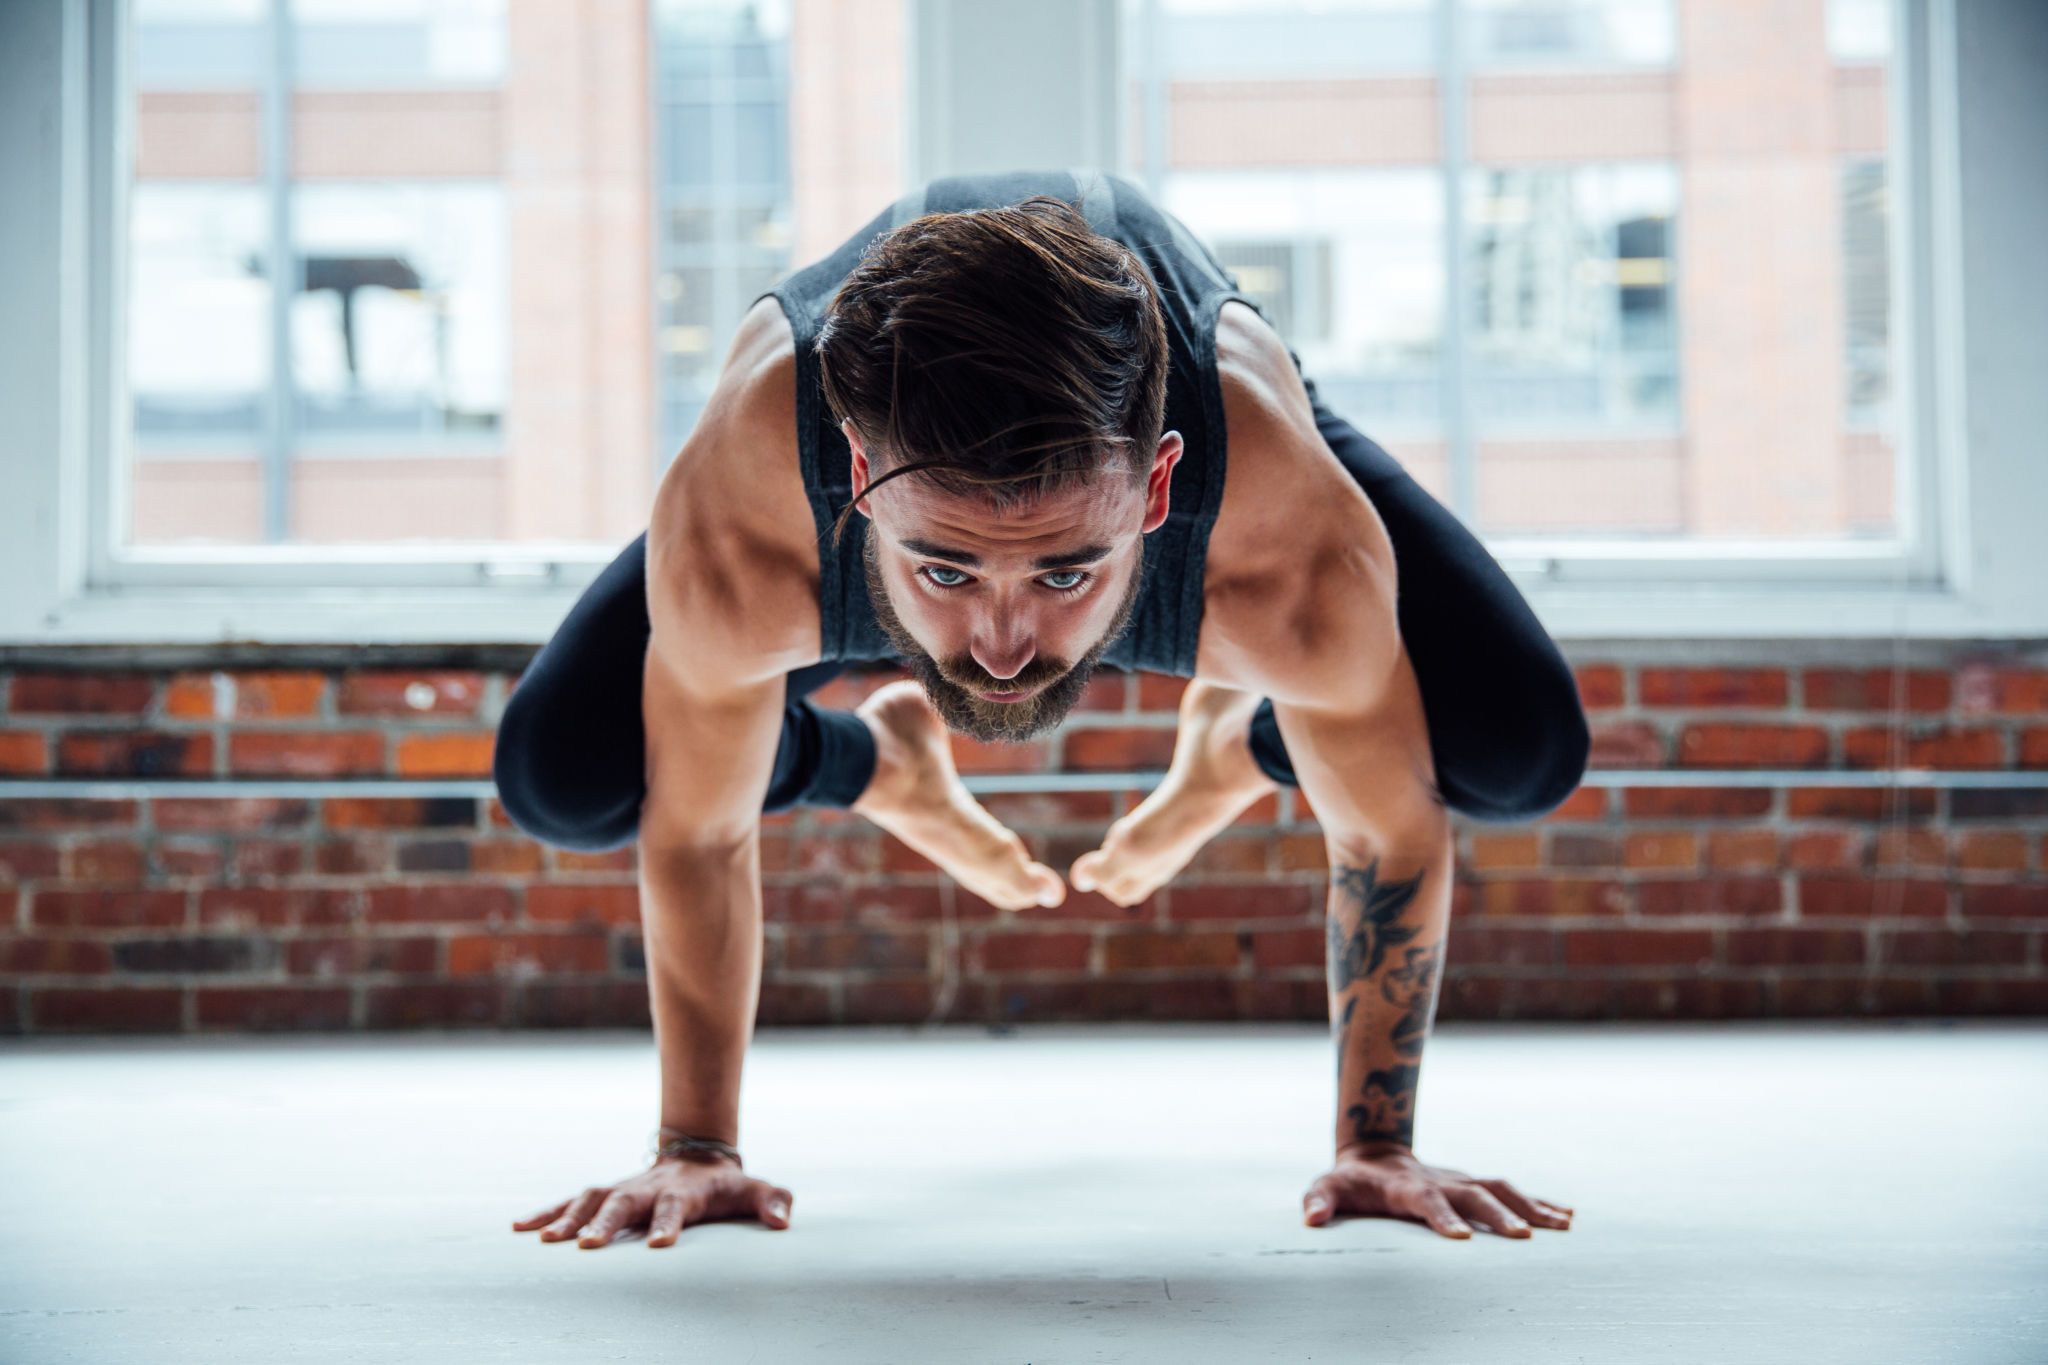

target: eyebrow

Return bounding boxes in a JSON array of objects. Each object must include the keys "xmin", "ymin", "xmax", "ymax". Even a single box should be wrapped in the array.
[{"xmin": 899, "ymin": 537, "xmax": 1116, "ymax": 571}]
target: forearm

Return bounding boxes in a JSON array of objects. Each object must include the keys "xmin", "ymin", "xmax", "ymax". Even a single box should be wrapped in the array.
[
  {"xmin": 1324, "ymin": 817, "xmax": 1453, "ymax": 1155},
  {"xmin": 639, "ymin": 836, "xmax": 764, "ymax": 1144}
]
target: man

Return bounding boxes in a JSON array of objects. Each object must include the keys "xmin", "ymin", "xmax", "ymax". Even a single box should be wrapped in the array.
[{"xmin": 493, "ymin": 170, "xmax": 1588, "ymax": 1250}]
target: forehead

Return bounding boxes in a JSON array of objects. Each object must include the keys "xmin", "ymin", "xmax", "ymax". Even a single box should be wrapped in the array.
[{"xmin": 880, "ymin": 473, "xmax": 1135, "ymax": 563}]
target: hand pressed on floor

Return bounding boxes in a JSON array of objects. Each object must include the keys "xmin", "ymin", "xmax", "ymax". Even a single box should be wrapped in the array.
[
  {"xmin": 1302, "ymin": 1148, "xmax": 1573, "ymax": 1240},
  {"xmin": 512, "ymin": 1154, "xmax": 795, "ymax": 1249}
]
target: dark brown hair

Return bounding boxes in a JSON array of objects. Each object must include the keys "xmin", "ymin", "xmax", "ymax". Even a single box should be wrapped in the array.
[{"xmin": 816, "ymin": 193, "xmax": 1170, "ymax": 552}]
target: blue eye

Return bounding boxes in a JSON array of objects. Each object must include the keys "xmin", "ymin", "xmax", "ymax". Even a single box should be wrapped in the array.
[{"xmin": 919, "ymin": 567, "xmax": 1093, "ymax": 595}]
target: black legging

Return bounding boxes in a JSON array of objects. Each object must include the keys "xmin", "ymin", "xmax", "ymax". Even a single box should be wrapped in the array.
[{"xmin": 493, "ymin": 390, "xmax": 1589, "ymax": 851}]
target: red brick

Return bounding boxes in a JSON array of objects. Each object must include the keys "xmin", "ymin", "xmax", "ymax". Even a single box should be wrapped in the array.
[
  {"xmin": 1877, "ymin": 928, "xmax": 2031, "ymax": 969},
  {"xmin": 55, "ymin": 730, "xmax": 214, "ymax": 777},
  {"xmin": 1958, "ymin": 883, "xmax": 2048, "ymax": 918},
  {"xmin": 313, "ymin": 836, "xmax": 391, "ymax": 876},
  {"xmin": 1542, "ymin": 786, "xmax": 1607, "ymax": 821},
  {"xmin": 977, "ymin": 790, "xmax": 1117, "ymax": 824},
  {"xmin": 1247, "ymin": 925, "xmax": 1324, "ymax": 972},
  {"xmin": 447, "ymin": 932, "xmax": 611, "ymax": 976},
  {"xmin": 1189, "ymin": 835, "xmax": 1272, "ymax": 877},
  {"xmin": 1574, "ymin": 663, "xmax": 1624, "ymax": 709},
  {"xmin": 1723, "ymin": 927, "xmax": 1866, "ymax": 968},
  {"xmin": 1547, "ymin": 832, "xmax": 1622, "ymax": 868},
  {"xmin": 553, "ymin": 845, "xmax": 636, "ymax": 873},
  {"xmin": 1783, "ymin": 830, "xmax": 1863, "ymax": 870},
  {"xmin": 195, "ymin": 986, "xmax": 352, "ymax": 1031},
  {"xmin": 755, "ymin": 980, "xmax": 835, "ymax": 1026},
  {"xmin": 199, "ymin": 887, "xmax": 356, "ymax": 928},
  {"xmin": 337, "ymin": 670, "xmax": 486, "ymax": 716},
  {"xmin": 1954, "ymin": 832, "xmax": 2029, "ymax": 873},
  {"xmin": 229, "ymin": 731, "xmax": 384, "ymax": 777},
  {"xmin": 1074, "ymin": 671, "xmax": 1130, "ymax": 712},
  {"xmin": 1624, "ymin": 831, "xmax": 1700, "ymax": 872},
  {"xmin": 1798, "ymin": 876, "xmax": 1948, "ymax": 917},
  {"xmin": 9, "ymin": 673, "xmax": 154, "ymax": 715},
  {"xmin": 364, "ymin": 884, "xmax": 515, "ymax": 925},
  {"xmin": 0, "ymin": 841, "xmax": 62, "ymax": 880},
  {"xmin": 62, "ymin": 838, "xmax": 148, "ymax": 883},
  {"xmin": 1785, "ymin": 787, "xmax": 1936, "ymax": 820},
  {"xmin": 974, "ymin": 929, "xmax": 1092, "ymax": 972},
  {"xmin": 1982, "ymin": 668, "xmax": 2048, "ymax": 714},
  {"xmin": 1801, "ymin": 668, "xmax": 1951, "ymax": 712},
  {"xmin": 782, "ymin": 927, "xmax": 932, "ymax": 973},
  {"xmin": 1101, "ymin": 929, "xmax": 1240, "ymax": 971},
  {"xmin": 0, "ymin": 937, "xmax": 115, "ymax": 973},
  {"xmin": 1136, "ymin": 673, "xmax": 1188, "ymax": 711},
  {"xmin": 156, "ymin": 839, "xmax": 227, "ymax": 878},
  {"xmin": 1445, "ymin": 925, "xmax": 1557, "ymax": 968},
  {"xmin": 1622, "ymin": 787, "xmax": 1774, "ymax": 819},
  {"xmin": 1061, "ymin": 727, "xmax": 1176, "ymax": 771},
  {"xmin": 29, "ymin": 987, "xmax": 181, "ymax": 1031},
  {"xmin": 0, "ymin": 731, "xmax": 48, "ymax": 774},
  {"xmin": 32, "ymin": 889, "xmax": 186, "ymax": 929},
  {"xmin": 1468, "ymin": 832, "xmax": 1542, "ymax": 871},
  {"xmin": 1562, "ymin": 929, "xmax": 1714, "ymax": 969},
  {"xmin": 513, "ymin": 980, "xmax": 653, "ymax": 1029},
  {"xmin": 1265, "ymin": 832, "xmax": 1321, "ymax": 871},
  {"xmin": 1472, "ymin": 879, "xmax": 1629, "ymax": 917},
  {"xmin": 525, "ymin": 883, "xmax": 640, "ymax": 926},
  {"xmin": 471, "ymin": 838, "xmax": 546, "ymax": 875},
  {"xmin": 1677, "ymin": 724, "xmax": 1827, "ymax": 768},
  {"xmin": 1842, "ymin": 726, "xmax": 2005, "ymax": 770},
  {"xmin": 1871, "ymin": 828, "xmax": 1948, "ymax": 870},
  {"xmin": 286, "ymin": 934, "xmax": 440, "ymax": 976},
  {"xmin": 153, "ymin": 797, "xmax": 313, "ymax": 832},
  {"xmin": 1588, "ymin": 721, "xmax": 1665, "ymax": 767},
  {"xmin": 948, "ymin": 735, "xmax": 1053, "ymax": 773},
  {"xmin": 0, "ymin": 799, "xmax": 141, "ymax": 831},
  {"xmin": 219, "ymin": 672, "xmax": 326, "ymax": 718},
  {"xmin": 361, "ymin": 981, "xmax": 505, "ymax": 1029},
  {"xmin": 1640, "ymin": 668, "xmax": 1788, "ymax": 708},
  {"xmin": 761, "ymin": 881, "xmax": 850, "ymax": 925},
  {"xmin": 162, "ymin": 674, "xmax": 220, "ymax": 719},
  {"xmin": 391, "ymin": 732, "xmax": 496, "ymax": 778},
  {"xmin": 1636, "ymin": 878, "xmax": 1782, "ymax": 918},
  {"xmin": 322, "ymin": 797, "xmax": 476, "ymax": 830},
  {"xmin": 1706, "ymin": 830, "xmax": 1778, "ymax": 872},
  {"xmin": 1166, "ymin": 882, "xmax": 1314, "ymax": 921},
  {"xmin": 841, "ymin": 977, "xmax": 937, "ymax": 1023},
  {"xmin": 2021, "ymin": 728, "xmax": 2048, "ymax": 768}
]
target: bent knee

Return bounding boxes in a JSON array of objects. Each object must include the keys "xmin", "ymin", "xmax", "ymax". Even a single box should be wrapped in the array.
[
  {"xmin": 492, "ymin": 695, "xmax": 642, "ymax": 853},
  {"xmin": 1439, "ymin": 676, "xmax": 1590, "ymax": 824}
]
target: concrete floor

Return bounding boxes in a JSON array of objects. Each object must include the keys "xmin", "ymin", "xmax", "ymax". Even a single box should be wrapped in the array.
[{"xmin": 1, "ymin": 1022, "xmax": 2043, "ymax": 1364}]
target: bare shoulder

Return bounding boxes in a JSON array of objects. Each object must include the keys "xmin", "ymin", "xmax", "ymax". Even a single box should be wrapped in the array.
[
  {"xmin": 645, "ymin": 294, "xmax": 826, "ymax": 688},
  {"xmin": 1196, "ymin": 300, "xmax": 1400, "ymax": 704}
]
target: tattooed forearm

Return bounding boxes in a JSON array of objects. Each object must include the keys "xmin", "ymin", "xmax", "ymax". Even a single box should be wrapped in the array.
[
  {"xmin": 1326, "ymin": 856, "xmax": 1441, "ymax": 1151},
  {"xmin": 1324, "ymin": 857, "xmax": 1426, "ymax": 996},
  {"xmin": 1380, "ymin": 942, "xmax": 1442, "ymax": 1060},
  {"xmin": 1347, "ymin": 1063, "xmax": 1420, "ymax": 1148}
]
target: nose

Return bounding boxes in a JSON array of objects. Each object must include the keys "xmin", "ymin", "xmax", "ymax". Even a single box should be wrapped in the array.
[{"xmin": 971, "ymin": 638, "xmax": 1035, "ymax": 684}]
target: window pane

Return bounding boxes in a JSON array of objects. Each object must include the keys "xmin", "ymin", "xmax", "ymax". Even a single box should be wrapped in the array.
[
  {"xmin": 1464, "ymin": 0, "xmax": 1675, "ymax": 68},
  {"xmin": 290, "ymin": 183, "xmax": 505, "ymax": 442},
  {"xmin": 129, "ymin": 184, "xmax": 271, "ymax": 446},
  {"xmin": 651, "ymin": 0, "xmax": 906, "ymax": 466},
  {"xmin": 1124, "ymin": 0, "xmax": 1903, "ymax": 545}
]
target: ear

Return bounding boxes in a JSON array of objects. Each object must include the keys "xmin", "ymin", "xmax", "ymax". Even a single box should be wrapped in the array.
[
  {"xmin": 843, "ymin": 419, "xmax": 873, "ymax": 520},
  {"xmin": 1140, "ymin": 430, "xmax": 1184, "ymax": 536}
]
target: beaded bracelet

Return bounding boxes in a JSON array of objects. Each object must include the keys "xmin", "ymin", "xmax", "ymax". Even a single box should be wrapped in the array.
[{"xmin": 651, "ymin": 1126, "xmax": 743, "ymax": 1168}]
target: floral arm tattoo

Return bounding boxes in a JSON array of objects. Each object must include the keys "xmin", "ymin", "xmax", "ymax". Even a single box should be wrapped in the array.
[{"xmin": 1326, "ymin": 855, "xmax": 1444, "ymax": 1151}]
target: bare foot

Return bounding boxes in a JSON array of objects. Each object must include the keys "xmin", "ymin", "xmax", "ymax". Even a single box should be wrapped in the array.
[
  {"xmin": 850, "ymin": 680, "xmax": 1067, "ymax": 913},
  {"xmin": 1068, "ymin": 680, "xmax": 1279, "ymax": 906}
]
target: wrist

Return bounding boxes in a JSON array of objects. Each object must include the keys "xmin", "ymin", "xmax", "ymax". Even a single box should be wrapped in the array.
[{"xmin": 1338, "ymin": 1139, "xmax": 1414, "ymax": 1163}]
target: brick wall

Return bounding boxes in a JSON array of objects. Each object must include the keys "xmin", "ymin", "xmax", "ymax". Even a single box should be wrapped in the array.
[{"xmin": 0, "ymin": 643, "xmax": 2043, "ymax": 1033}]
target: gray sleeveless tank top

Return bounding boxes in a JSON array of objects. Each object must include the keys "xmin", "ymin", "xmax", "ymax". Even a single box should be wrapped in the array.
[{"xmin": 755, "ymin": 169, "xmax": 1261, "ymax": 678}]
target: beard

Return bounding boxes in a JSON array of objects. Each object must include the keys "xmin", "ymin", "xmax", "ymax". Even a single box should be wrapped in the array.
[{"xmin": 861, "ymin": 524, "xmax": 1145, "ymax": 744}]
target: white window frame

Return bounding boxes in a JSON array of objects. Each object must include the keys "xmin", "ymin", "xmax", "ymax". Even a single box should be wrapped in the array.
[{"xmin": 2, "ymin": 0, "xmax": 2043, "ymax": 645}]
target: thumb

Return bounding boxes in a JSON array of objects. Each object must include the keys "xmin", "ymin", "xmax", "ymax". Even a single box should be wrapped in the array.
[
  {"xmin": 755, "ymin": 1184, "xmax": 793, "ymax": 1229},
  {"xmin": 1303, "ymin": 1176, "xmax": 1342, "ymax": 1227}
]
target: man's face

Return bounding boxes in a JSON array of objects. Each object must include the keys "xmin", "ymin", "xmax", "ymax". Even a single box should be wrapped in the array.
[{"xmin": 849, "ymin": 422, "xmax": 1182, "ymax": 744}]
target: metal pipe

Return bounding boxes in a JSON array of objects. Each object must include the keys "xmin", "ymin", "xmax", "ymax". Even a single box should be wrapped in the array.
[{"xmin": 0, "ymin": 769, "xmax": 2042, "ymax": 802}]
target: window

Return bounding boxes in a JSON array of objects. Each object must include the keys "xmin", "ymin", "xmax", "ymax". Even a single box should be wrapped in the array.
[{"xmin": 1123, "ymin": 0, "xmax": 1915, "ymax": 548}]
